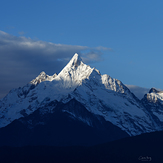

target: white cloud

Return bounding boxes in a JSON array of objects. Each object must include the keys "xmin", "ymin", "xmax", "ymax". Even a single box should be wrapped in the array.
[
  {"xmin": 0, "ymin": 31, "xmax": 8, "ymax": 35},
  {"xmin": 94, "ymin": 46, "xmax": 113, "ymax": 51}
]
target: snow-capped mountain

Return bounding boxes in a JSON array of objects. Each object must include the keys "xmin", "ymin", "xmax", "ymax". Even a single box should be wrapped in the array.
[
  {"xmin": 141, "ymin": 88, "xmax": 163, "ymax": 128},
  {"xmin": 0, "ymin": 53, "xmax": 163, "ymax": 146}
]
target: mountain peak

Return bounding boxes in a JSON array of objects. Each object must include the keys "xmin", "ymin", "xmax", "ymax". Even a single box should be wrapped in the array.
[
  {"xmin": 149, "ymin": 88, "xmax": 160, "ymax": 94},
  {"xmin": 57, "ymin": 53, "xmax": 94, "ymax": 87},
  {"xmin": 72, "ymin": 53, "xmax": 81, "ymax": 60},
  {"xmin": 39, "ymin": 71, "xmax": 46, "ymax": 77},
  {"xmin": 68, "ymin": 53, "xmax": 82, "ymax": 68},
  {"xmin": 30, "ymin": 71, "xmax": 57, "ymax": 85}
]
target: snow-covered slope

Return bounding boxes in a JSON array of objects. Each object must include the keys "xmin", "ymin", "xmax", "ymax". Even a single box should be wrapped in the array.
[{"xmin": 0, "ymin": 53, "xmax": 162, "ymax": 136}]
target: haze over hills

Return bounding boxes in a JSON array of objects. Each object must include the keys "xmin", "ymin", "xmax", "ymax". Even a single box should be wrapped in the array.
[{"xmin": 0, "ymin": 53, "xmax": 163, "ymax": 146}]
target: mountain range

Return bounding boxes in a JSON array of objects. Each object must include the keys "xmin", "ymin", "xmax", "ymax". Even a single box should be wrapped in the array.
[{"xmin": 0, "ymin": 53, "xmax": 163, "ymax": 146}]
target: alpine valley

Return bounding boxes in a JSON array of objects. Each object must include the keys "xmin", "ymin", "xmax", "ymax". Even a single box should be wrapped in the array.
[{"xmin": 0, "ymin": 53, "xmax": 163, "ymax": 146}]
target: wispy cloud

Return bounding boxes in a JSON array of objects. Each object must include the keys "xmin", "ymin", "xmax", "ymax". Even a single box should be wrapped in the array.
[
  {"xmin": 18, "ymin": 31, "xmax": 25, "ymax": 35},
  {"xmin": 0, "ymin": 30, "xmax": 110, "ymax": 99},
  {"xmin": 126, "ymin": 85, "xmax": 150, "ymax": 99}
]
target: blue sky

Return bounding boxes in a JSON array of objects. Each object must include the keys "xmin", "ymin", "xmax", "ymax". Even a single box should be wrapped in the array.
[{"xmin": 0, "ymin": 0, "xmax": 163, "ymax": 99}]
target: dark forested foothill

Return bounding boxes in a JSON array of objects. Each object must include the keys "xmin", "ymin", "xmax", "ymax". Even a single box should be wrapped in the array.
[{"xmin": 0, "ymin": 130, "xmax": 163, "ymax": 163}]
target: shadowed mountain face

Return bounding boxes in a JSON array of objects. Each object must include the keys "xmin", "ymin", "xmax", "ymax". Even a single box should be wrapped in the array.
[{"xmin": 0, "ymin": 99, "xmax": 129, "ymax": 147}]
